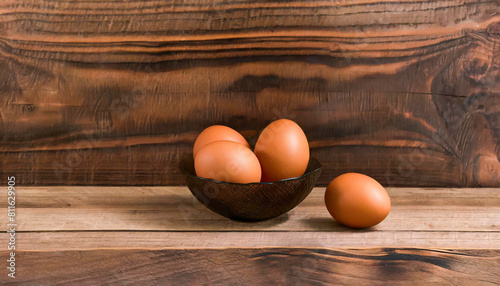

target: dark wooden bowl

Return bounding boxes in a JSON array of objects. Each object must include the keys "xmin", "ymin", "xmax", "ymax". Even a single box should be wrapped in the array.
[{"xmin": 179, "ymin": 155, "xmax": 322, "ymax": 221}]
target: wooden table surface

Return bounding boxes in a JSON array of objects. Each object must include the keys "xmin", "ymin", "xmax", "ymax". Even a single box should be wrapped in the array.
[{"xmin": 1, "ymin": 187, "xmax": 499, "ymax": 285}]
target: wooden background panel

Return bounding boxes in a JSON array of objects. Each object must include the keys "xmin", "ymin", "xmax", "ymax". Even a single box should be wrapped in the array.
[
  {"xmin": 1, "ymin": 248, "xmax": 498, "ymax": 285},
  {"xmin": 0, "ymin": 0, "xmax": 499, "ymax": 186}
]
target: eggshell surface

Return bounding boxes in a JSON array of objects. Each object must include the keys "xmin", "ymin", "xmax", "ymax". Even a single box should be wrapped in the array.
[
  {"xmin": 195, "ymin": 140, "xmax": 261, "ymax": 184},
  {"xmin": 254, "ymin": 119, "xmax": 310, "ymax": 182},
  {"xmin": 324, "ymin": 173, "xmax": 391, "ymax": 228},
  {"xmin": 193, "ymin": 125, "xmax": 250, "ymax": 159}
]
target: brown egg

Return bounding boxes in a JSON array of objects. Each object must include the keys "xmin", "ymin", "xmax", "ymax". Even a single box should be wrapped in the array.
[
  {"xmin": 324, "ymin": 173, "xmax": 391, "ymax": 228},
  {"xmin": 193, "ymin": 125, "xmax": 250, "ymax": 159},
  {"xmin": 254, "ymin": 119, "xmax": 309, "ymax": 182},
  {"xmin": 195, "ymin": 140, "xmax": 261, "ymax": 184}
]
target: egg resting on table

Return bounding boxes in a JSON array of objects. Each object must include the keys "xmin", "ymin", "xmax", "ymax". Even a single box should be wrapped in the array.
[{"xmin": 324, "ymin": 173, "xmax": 391, "ymax": 228}]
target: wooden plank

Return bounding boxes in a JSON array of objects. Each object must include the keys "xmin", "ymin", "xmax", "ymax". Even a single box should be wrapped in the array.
[
  {"xmin": 2, "ymin": 187, "xmax": 498, "ymax": 232},
  {"xmin": 7, "ymin": 206, "xmax": 498, "ymax": 232},
  {"xmin": 0, "ymin": 1, "xmax": 498, "ymax": 187},
  {"xmin": 1, "ymin": 248, "xmax": 498, "ymax": 285},
  {"xmin": 6, "ymin": 231, "xmax": 500, "ymax": 250}
]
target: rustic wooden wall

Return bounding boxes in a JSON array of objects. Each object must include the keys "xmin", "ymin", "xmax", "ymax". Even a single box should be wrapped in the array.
[{"xmin": 0, "ymin": 0, "xmax": 498, "ymax": 186}]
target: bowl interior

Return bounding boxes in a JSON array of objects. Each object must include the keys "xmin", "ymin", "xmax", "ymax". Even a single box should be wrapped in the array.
[{"xmin": 180, "ymin": 155, "xmax": 322, "ymax": 221}]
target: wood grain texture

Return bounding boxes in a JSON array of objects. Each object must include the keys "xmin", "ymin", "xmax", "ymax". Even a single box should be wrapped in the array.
[
  {"xmin": 4, "ymin": 231, "xmax": 499, "ymax": 250},
  {"xmin": 0, "ymin": 0, "xmax": 499, "ymax": 186},
  {"xmin": 0, "ymin": 187, "xmax": 499, "ymax": 284},
  {"xmin": 1, "ymin": 248, "xmax": 498, "ymax": 285},
  {"xmin": 3, "ymin": 187, "xmax": 499, "ymax": 232}
]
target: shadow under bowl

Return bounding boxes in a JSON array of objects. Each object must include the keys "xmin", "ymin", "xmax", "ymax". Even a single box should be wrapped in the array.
[{"xmin": 179, "ymin": 155, "xmax": 322, "ymax": 221}]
